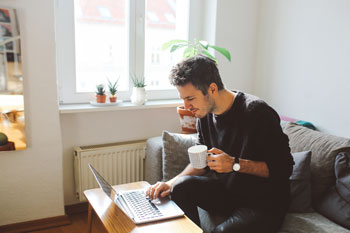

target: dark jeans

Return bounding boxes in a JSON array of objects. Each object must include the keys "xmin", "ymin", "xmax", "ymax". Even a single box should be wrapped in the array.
[{"xmin": 171, "ymin": 176, "xmax": 286, "ymax": 233}]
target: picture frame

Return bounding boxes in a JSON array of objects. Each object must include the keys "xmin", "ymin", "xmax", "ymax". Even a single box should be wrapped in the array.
[
  {"xmin": 0, "ymin": 7, "xmax": 20, "ymax": 54},
  {"xmin": 0, "ymin": 8, "xmax": 11, "ymax": 23}
]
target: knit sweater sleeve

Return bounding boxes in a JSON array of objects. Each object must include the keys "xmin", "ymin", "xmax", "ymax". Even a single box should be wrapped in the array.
[{"xmin": 251, "ymin": 103, "xmax": 294, "ymax": 182}]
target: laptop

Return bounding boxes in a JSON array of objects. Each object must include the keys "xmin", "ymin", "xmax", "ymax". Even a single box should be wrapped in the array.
[{"xmin": 88, "ymin": 164, "xmax": 184, "ymax": 224}]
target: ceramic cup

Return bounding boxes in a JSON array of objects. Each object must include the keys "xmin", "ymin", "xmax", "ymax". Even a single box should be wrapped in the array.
[{"xmin": 188, "ymin": 145, "xmax": 208, "ymax": 169}]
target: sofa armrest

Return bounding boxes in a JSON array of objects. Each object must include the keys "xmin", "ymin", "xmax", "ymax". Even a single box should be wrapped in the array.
[{"xmin": 145, "ymin": 136, "xmax": 163, "ymax": 184}]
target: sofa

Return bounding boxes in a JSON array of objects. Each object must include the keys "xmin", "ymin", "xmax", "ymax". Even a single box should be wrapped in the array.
[{"xmin": 144, "ymin": 122, "xmax": 350, "ymax": 233}]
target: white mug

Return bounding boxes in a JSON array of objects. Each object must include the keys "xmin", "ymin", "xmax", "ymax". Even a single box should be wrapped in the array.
[{"xmin": 188, "ymin": 145, "xmax": 208, "ymax": 169}]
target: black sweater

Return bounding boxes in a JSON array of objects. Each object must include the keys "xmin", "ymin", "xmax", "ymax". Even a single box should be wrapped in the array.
[{"xmin": 197, "ymin": 91, "xmax": 294, "ymax": 212}]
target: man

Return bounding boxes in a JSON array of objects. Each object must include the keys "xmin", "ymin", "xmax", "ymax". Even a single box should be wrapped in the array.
[{"xmin": 146, "ymin": 55, "xmax": 294, "ymax": 233}]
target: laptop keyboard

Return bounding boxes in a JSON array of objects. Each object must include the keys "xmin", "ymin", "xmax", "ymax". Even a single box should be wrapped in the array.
[{"xmin": 123, "ymin": 191, "xmax": 163, "ymax": 220}]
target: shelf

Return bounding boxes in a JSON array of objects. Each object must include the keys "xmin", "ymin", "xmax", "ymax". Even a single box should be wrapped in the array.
[{"xmin": 59, "ymin": 99, "xmax": 183, "ymax": 114}]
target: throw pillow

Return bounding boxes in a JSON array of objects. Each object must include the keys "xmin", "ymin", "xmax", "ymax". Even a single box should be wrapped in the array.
[
  {"xmin": 289, "ymin": 151, "xmax": 313, "ymax": 213},
  {"xmin": 279, "ymin": 115, "xmax": 316, "ymax": 130},
  {"xmin": 162, "ymin": 131, "xmax": 196, "ymax": 181},
  {"xmin": 284, "ymin": 122, "xmax": 350, "ymax": 204},
  {"xmin": 316, "ymin": 152, "xmax": 350, "ymax": 229},
  {"xmin": 295, "ymin": 120, "xmax": 316, "ymax": 130},
  {"xmin": 335, "ymin": 152, "xmax": 350, "ymax": 201}
]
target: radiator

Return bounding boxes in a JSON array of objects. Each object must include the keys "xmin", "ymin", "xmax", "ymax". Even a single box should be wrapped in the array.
[{"xmin": 74, "ymin": 140, "xmax": 146, "ymax": 201}]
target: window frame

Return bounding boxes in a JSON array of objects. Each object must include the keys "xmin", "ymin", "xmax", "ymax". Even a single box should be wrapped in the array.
[{"xmin": 55, "ymin": 0, "xmax": 199, "ymax": 104}]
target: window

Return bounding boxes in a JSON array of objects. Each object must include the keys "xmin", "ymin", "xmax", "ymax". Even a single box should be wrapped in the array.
[
  {"xmin": 144, "ymin": 0, "xmax": 184, "ymax": 91},
  {"xmin": 57, "ymin": 0, "xmax": 191, "ymax": 104},
  {"xmin": 74, "ymin": 0, "xmax": 128, "ymax": 93}
]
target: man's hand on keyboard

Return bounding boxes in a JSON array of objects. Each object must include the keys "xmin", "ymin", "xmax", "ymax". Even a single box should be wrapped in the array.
[{"xmin": 146, "ymin": 181, "xmax": 171, "ymax": 200}]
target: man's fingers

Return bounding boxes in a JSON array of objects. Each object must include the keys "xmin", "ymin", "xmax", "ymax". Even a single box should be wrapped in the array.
[
  {"xmin": 207, "ymin": 159, "xmax": 215, "ymax": 166},
  {"xmin": 147, "ymin": 187, "xmax": 154, "ymax": 199},
  {"xmin": 153, "ymin": 185, "xmax": 164, "ymax": 199},
  {"xmin": 147, "ymin": 182, "xmax": 161, "ymax": 199},
  {"xmin": 207, "ymin": 147, "xmax": 217, "ymax": 152},
  {"xmin": 151, "ymin": 188, "xmax": 158, "ymax": 199},
  {"xmin": 146, "ymin": 186, "xmax": 151, "ymax": 196},
  {"xmin": 153, "ymin": 183, "xmax": 167, "ymax": 199},
  {"xmin": 208, "ymin": 147, "xmax": 223, "ymax": 154},
  {"xmin": 160, "ymin": 189, "xmax": 171, "ymax": 197},
  {"xmin": 147, "ymin": 182, "xmax": 171, "ymax": 199}
]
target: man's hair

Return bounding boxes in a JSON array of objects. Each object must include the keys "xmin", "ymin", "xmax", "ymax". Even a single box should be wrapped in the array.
[{"xmin": 169, "ymin": 55, "xmax": 224, "ymax": 95}]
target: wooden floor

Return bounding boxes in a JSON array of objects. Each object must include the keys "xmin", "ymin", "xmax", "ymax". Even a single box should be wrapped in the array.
[{"xmin": 29, "ymin": 211, "xmax": 107, "ymax": 233}]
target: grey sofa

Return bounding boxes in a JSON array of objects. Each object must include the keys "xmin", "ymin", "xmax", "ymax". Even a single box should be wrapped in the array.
[{"xmin": 145, "ymin": 122, "xmax": 350, "ymax": 233}]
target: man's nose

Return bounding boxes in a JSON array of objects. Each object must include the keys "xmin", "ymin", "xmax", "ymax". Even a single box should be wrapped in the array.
[{"xmin": 184, "ymin": 101, "xmax": 191, "ymax": 110}]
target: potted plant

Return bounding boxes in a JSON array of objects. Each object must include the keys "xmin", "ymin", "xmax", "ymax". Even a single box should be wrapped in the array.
[
  {"xmin": 130, "ymin": 74, "xmax": 147, "ymax": 105},
  {"xmin": 162, "ymin": 38, "xmax": 231, "ymax": 63},
  {"xmin": 162, "ymin": 38, "xmax": 231, "ymax": 133},
  {"xmin": 176, "ymin": 106, "xmax": 198, "ymax": 134},
  {"xmin": 107, "ymin": 79, "xmax": 118, "ymax": 103},
  {"xmin": 95, "ymin": 84, "xmax": 106, "ymax": 103}
]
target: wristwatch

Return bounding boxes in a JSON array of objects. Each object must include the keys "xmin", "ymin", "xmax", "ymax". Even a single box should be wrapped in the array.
[{"xmin": 232, "ymin": 156, "xmax": 240, "ymax": 172}]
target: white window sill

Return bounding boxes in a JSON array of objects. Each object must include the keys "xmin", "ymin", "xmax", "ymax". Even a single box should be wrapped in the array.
[{"xmin": 59, "ymin": 99, "xmax": 183, "ymax": 114}]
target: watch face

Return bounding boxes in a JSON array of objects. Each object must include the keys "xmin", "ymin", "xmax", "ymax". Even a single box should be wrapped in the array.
[{"xmin": 233, "ymin": 163, "xmax": 240, "ymax": 172}]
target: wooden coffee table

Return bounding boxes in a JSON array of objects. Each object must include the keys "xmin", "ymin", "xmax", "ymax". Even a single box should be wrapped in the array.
[{"xmin": 84, "ymin": 181, "xmax": 203, "ymax": 233}]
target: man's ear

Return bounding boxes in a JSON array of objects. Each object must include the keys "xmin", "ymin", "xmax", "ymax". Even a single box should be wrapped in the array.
[{"xmin": 208, "ymin": 83, "xmax": 218, "ymax": 95}]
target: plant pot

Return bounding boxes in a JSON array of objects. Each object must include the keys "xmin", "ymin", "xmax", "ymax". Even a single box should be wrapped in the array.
[
  {"xmin": 0, "ymin": 141, "xmax": 15, "ymax": 151},
  {"xmin": 96, "ymin": 94, "xmax": 106, "ymax": 103},
  {"xmin": 177, "ymin": 106, "xmax": 197, "ymax": 134},
  {"xmin": 109, "ymin": 96, "xmax": 117, "ymax": 103},
  {"xmin": 131, "ymin": 87, "xmax": 146, "ymax": 105}
]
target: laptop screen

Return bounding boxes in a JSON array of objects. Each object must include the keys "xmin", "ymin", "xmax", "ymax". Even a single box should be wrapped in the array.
[{"xmin": 88, "ymin": 164, "xmax": 117, "ymax": 201}]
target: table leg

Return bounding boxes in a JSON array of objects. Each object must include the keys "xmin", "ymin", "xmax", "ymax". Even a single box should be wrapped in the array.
[{"xmin": 87, "ymin": 203, "xmax": 93, "ymax": 233}]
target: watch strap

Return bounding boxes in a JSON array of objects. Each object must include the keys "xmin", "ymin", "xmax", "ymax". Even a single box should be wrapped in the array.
[{"xmin": 235, "ymin": 156, "xmax": 240, "ymax": 164}]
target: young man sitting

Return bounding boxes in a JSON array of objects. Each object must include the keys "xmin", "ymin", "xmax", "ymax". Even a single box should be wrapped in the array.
[{"xmin": 147, "ymin": 55, "xmax": 294, "ymax": 233}]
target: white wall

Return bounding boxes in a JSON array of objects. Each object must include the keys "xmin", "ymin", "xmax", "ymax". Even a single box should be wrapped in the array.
[
  {"xmin": 215, "ymin": 0, "xmax": 260, "ymax": 93},
  {"xmin": 255, "ymin": 0, "xmax": 350, "ymax": 137},
  {"xmin": 201, "ymin": 0, "xmax": 217, "ymax": 45},
  {"xmin": 0, "ymin": 0, "xmax": 64, "ymax": 226},
  {"xmin": 189, "ymin": 0, "xmax": 217, "ymax": 44}
]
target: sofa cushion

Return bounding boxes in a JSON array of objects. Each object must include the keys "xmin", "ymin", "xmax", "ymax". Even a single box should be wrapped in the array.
[
  {"xmin": 162, "ymin": 131, "xmax": 196, "ymax": 181},
  {"xmin": 316, "ymin": 152, "xmax": 350, "ymax": 229},
  {"xmin": 335, "ymin": 152, "xmax": 350, "ymax": 201},
  {"xmin": 145, "ymin": 136, "xmax": 164, "ymax": 184},
  {"xmin": 284, "ymin": 122, "xmax": 350, "ymax": 204},
  {"xmin": 289, "ymin": 151, "xmax": 313, "ymax": 213},
  {"xmin": 198, "ymin": 210, "xmax": 350, "ymax": 233},
  {"xmin": 279, "ymin": 212, "xmax": 350, "ymax": 233}
]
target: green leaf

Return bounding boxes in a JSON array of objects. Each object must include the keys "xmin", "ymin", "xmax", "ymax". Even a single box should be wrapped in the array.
[
  {"xmin": 162, "ymin": 39, "xmax": 189, "ymax": 50},
  {"xmin": 201, "ymin": 49, "xmax": 217, "ymax": 62},
  {"xmin": 130, "ymin": 74, "xmax": 146, "ymax": 87},
  {"xmin": 170, "ymin": 44, "xmax": 187, "ymax": 53},
  {"xmin": 208, "ymin": 45, "xmax": 231, "ymax": 61},
  {"xmin": 199, "ymin": 40, "xmax": 209, "ymax": 49},
  {"xmin": 183, "ymin": 47, "xmax": 195, "ymax": 58},
  {"xmin": 107, "ymin": 78, "xmax": 118, "ymax": 94}
]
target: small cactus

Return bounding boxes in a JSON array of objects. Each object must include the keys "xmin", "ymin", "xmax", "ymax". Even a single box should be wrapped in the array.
[
  {"xmin": 96, "ymin": 84, "xmax": 105, "ymax": 96},
  {"xmin": 108, "ymin": 79, "xmax": 118, "ymax": 96}
]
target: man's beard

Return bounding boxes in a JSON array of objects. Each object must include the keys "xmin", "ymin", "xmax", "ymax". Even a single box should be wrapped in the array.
[{"xmin": 197, "ymin": 95, "xmax": 216, "ymax": 118}]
